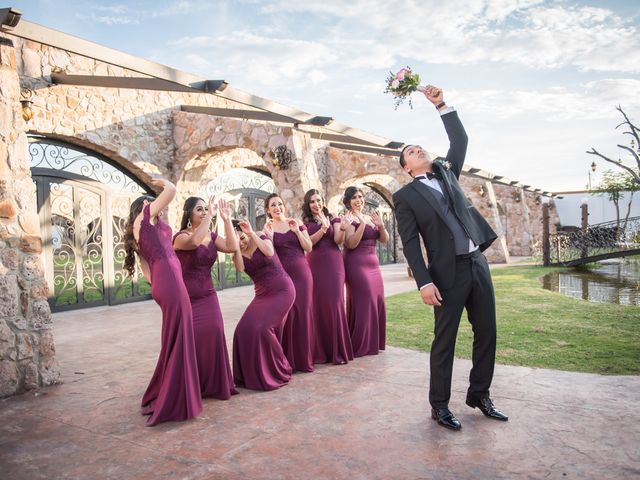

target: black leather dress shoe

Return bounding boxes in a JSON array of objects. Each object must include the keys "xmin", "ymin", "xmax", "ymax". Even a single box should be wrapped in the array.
[
  {"xmin": 465, "ymin": 396, "xmax": 509, "ymax": 421},
  {"xmin": 431, "ymin": 407, "xmax": 462, "ymax": 430}
]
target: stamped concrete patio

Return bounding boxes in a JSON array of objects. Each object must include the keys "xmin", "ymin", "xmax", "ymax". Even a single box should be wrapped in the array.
[{"xmin": 1, "ymin": 263, "xmax": 639, "ymax": 479}]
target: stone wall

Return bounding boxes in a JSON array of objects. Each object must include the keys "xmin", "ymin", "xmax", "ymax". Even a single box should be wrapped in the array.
[
  {"xmin": 16, "ymin": 37, "xmax": 236, "ymax": 184},
  {"xmin": 0, "ymin": 36, "xmax": 59, "ymax": 397}
]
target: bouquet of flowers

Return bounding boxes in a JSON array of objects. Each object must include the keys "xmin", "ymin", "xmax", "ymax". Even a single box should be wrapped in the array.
[{"xmin": 384, "ymin": 66, "xmax": 421, "ymax": 109}]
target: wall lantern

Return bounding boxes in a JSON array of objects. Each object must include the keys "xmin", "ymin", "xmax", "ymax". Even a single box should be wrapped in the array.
[
  {"xmin": 513, "ymin": 191, "xmax": 522, "ymax": 202},
  {"xmin": 271, "ymin": 145, "xmax": 293, "ymax": 170},
  {"xmin": 478, "ymin": 185, "xmax": 486, "ymax": 197},
  {"xmin": 20, "ymin": 88, "xmax": 34, "ymax": 122}
]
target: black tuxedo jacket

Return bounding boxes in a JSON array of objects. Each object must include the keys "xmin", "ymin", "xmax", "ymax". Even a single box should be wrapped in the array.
[{"xmin": 392, "ymin": 111, "xmax": 497, "ymax": 291}]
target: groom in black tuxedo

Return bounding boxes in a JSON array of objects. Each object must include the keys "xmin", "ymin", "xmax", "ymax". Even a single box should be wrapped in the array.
[{"xmin": 392, "ymin": 85, "xmax": 508, "ymax": 431}]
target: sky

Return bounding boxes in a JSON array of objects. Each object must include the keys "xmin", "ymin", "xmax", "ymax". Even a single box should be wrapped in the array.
[{"xmin": 9, "ymin": 0, "xmax": 640, "ymax": 192}]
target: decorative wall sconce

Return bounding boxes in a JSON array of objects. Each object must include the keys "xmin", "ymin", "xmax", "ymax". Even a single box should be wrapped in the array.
[
  {"xmin": 478, "ymin": 185, "xmax": 486, "ymax": 197},
  {"xmin": 271, "ymin": 145, "xmax": 293, "ymax": 170},
  {"xmin": 534, "ymin": 195, "xmax": 541, "ymax": 205},
  {"xmin": 513, "ymin": 191, "xmax": 522, "ymax": 202},
  {"xmin": 20, "ymin": 88, "xmax": 34, "ymax": 122}
]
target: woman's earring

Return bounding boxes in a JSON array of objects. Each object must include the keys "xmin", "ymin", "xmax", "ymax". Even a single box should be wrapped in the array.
[{"xmin": 187, "ymin": 219, "xmax": 192, "ymax": 228}]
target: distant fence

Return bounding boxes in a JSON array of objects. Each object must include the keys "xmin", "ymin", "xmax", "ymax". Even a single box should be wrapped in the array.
[{"xmin": 539, "ymin": 213, "xmax": 640, "ymax": 267}]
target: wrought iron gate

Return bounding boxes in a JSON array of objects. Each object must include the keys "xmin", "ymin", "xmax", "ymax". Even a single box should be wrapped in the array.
[
  {"xmin": 29, "ymin": 137, "xmax": 152, "ymax": 311},
  {"xmin": 363, "ymin": 184, "xmax": 397, "ymax": 265}
]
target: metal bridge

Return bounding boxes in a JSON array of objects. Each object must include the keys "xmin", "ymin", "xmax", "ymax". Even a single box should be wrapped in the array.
[{"xmin": 544, "ymin": 216, "xmax": 640, "ymax": 267}]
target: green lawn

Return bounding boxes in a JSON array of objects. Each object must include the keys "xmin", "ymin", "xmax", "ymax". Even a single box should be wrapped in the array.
[{"xmin": 386, "ymin": 266, "xmax": 640, "ymax": 375}]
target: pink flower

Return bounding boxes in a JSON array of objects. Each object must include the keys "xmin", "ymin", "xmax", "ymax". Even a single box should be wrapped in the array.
[{"xmin": 396, "ymin": 68, "xmax": 411, "ymax": 81}]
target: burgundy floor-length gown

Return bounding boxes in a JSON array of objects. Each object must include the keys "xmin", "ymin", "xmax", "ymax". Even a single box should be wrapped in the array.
[
  {"xmin": 343, "ymin": 222, "xmax": 386, "ymax": 357},
  {"xmin": 273, "ymin": 226, "xmax": 315, "ymax": 373},
  {"xmin": 306, "ymin": 218, "xmax": 354, "ymax": 364},
  {"xmin": 233, "ymin": 240, "xmax": 295, "ymax": 390},
  {"xmin": 138, "ymin": 204, "xmax": 202, "ymax": 426},
  {"xmin": 173, "ymin": 231, "xmax": 237, "ymax": 400}
]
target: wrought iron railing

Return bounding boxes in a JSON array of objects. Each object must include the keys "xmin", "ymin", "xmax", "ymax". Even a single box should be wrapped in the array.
[{"xmin": 538, "ymin": 216, "xmax": 640, "ymax": 266}]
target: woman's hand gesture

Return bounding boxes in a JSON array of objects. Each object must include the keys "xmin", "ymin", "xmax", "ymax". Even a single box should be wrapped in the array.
[
  {"xmin": 217, "ymin": 198, "xmax": 231, "ymax": 221},
  {"xmin": 317, "ymin": 211, "xmax": 330, "ymax": 232},
  {"xmin": 370, "ymin": 210, "xmax": 383, "ymax": 228},
  {"xmin": 206, "ymin": 196, "xmax": 217, "ymax": 220},
  {"xmin": 239, "ymin": 220, "xmax": 253, "ymax": 234}
]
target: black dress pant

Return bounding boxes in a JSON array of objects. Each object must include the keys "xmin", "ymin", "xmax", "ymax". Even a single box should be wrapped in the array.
[{"xmin": 429, "ymin": 250, "xmax": 497, "ymax": 409}]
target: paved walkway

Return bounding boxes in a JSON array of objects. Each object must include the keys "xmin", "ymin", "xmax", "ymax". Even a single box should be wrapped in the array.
[{"xmin": 1, "ymin": 263, "xmax": 639, "ymax": 479}]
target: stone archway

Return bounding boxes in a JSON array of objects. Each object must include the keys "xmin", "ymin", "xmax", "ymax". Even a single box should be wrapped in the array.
[
  {"xmin": 177, "ymin": 147, "xmax": 270, "ymax": 203},
  {"xmin": 330, "ymin": 173, "xmax": 402, "ymax": 213},
  {"xmin": 172, "ymin": 111, "xmax": 316, "ymax": 212},
  {"xmin": 332, "ymin": 173, "xmax": 403, "ymax": 265}
]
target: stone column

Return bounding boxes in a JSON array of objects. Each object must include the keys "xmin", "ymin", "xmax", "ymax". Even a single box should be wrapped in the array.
[
  {"xmin": 484, "ymin": 181, "xmax": 509, "ymax": 263},
  {"xmin": 542, "ymin": 202, "xmax": 550, "ymax": 266},
  {"xmin": 0, "ymin": 35, "xmax": 59, "ymax": 397}
]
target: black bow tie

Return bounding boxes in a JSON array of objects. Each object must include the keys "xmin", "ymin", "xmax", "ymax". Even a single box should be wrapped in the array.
[{"xmin": 416, "ymin": 172, "xmax": 440, "ymax": 181}]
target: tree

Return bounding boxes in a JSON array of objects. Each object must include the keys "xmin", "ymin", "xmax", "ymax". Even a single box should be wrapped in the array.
[
  {"xmin": 587, "ymin": 106, "xmax": 640, "ymax": 186},
  {"xmin": 595, "ymin": 170, "xmax": 639, "ymax": 230}
]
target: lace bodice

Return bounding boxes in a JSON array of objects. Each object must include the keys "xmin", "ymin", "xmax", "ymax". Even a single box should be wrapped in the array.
[
  {"xmin": 243, "ymin": 237, "xmax": 291, "ymax": 294},
  {"xmin": 173, "ymin": 231, "xmax": 219, "ymax": 297},
  {"xmin": 273, "ymin": 225, "xmax": 308, "ymax": 262},
  {"xmin": 137, "ymin": 204, "xmax": 176, "ymax": 266}
]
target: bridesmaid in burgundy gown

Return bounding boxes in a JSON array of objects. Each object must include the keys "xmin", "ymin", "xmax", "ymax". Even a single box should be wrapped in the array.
[
  {"xmin": 232, "ymin": 220, "xmax": 294, "ymax": 390},
  {"xmin": 123, "ymin": 178, "xmax": 202, "ymax": 426},
  {"xmin": 302, "ymin": 189, "xmax": 354, "ymax": 365},
  {"xmin": 342, "ymin": 186, "xmax": 390, "ymax": 357},
  {"xmin": 264, "ymin": 193, "xmax": 315, "ymax": 373},
  {"xmin": 173, "ymin": 195, "xmax": 238, "ymax": 400}
]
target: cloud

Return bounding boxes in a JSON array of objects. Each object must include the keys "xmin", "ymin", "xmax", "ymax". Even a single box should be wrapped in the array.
[
  {"xmin": 155, "ymin": 1, "xmax": 639, "ymax": 106},
  {"xmin": 164, "ymin": 33, "xmax": 337, "ymax": 88},
  {"xmin": 450, "ymin": 79, "xmax": 640, "ymax": 121},
  {"xmin": 183, "ymin": 53, "xmax": 211, "ymax": 69},
  {"xmin": 95, "ymin": 5, "xmax": 130, "ymax": 15},
  {"xmin": 81, "ymin": 1, "xmax": 211, "ymax": 26},
  {"xmin": 84, "ymin": 15, "xmax": 139, "ymax": 26},
  {"xmin": 307, "ymin": 69, "xmax": 328, "ymax": 84},
  {"xmin": 151, "ymin": 1, "xmax": 203, "ymax": 18},
  {"xmin": 246, "ymin": 0, "xmax": 640, "ymax": 74}
]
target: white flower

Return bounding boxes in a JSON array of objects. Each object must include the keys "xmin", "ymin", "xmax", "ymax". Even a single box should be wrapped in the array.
[
  {"xmin": 436, "ymin": 159, "xmax": 452, "ymax": 170},
  {"xmin": 390, "ymin": 79, "xmax": 400, "ymax": 90}
]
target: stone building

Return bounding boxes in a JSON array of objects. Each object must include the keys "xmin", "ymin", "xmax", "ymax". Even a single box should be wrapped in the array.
[{"xmin": 0, "ymin": 10, "xmax": 557, "ymax": 397}]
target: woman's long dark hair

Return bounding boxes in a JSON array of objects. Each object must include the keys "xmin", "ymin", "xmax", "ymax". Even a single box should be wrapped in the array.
[
  {"xmin": 302, "ymin": 189, "xmax": 332, "ymax": 224},
  {"xmin": 179, "ymin": 196, "xmax": 204, "ymax": 231},
  {"xmin": 342, "ymin": 186, "xmax": 364, "ymax": 211},
  {"xmin": 123, "ymin": 195, "xmax": 154, "ymax": 278},
  {"xmin": 265, "ymin": 192, "xmax": 282, "ymax": 219}
]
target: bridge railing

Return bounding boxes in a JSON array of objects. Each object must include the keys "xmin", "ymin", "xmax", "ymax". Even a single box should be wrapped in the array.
[{"xmin": 536, "ymin": 216, "xmax": 640, "ymax": 266}]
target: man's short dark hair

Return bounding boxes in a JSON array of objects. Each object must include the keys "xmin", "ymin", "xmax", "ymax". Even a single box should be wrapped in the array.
[{"xmin": 399, "ymin": 144, "xmax": 412, "ymax": 168}]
